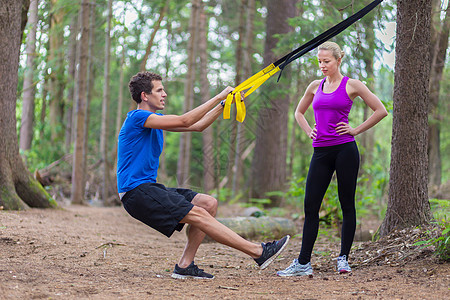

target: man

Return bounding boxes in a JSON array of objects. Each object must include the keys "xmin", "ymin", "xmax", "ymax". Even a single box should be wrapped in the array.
[{"xmin": 117, "ymin": 71, "xmax": 289, "ymax": 279}]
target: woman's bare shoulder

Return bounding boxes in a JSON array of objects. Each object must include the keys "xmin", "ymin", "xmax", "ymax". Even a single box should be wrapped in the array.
[{"xmin": 306, "ymin": 79, "xmax": 322, "ymax": 93}]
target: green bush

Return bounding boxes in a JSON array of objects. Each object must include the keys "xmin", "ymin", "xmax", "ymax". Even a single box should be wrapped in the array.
[{"xmin": 414, "ymin": 199, "xmax": 450, "ymax": 261}]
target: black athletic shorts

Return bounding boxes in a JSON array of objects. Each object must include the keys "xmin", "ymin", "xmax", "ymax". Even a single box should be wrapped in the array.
[{"xmin": 121, "ymin": 182, "xmax": 197, "ymax": 237}]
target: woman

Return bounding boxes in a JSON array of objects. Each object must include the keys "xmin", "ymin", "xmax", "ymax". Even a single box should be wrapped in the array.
[{"xmin": 277, "ymin": 41, "xmax": 388, "ymax": 276}]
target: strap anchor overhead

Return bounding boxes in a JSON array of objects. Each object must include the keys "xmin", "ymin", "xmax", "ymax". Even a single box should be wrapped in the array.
[{"xmin": 224, "ymin": 0, "xmax": 383, "ymax": 122}]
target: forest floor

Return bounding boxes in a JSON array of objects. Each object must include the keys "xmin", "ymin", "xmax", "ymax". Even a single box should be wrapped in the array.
[{"xmin": 0, "ymin": 203, "xmax": 448, "ymax": 300}]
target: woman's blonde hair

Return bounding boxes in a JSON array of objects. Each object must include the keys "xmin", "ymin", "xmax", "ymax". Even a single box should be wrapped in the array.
[{"xmin": 318, "ymin": 41, "xmax": 345, "ymax": 60}]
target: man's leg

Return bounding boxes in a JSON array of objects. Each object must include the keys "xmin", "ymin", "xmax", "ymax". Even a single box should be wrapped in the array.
[
  {"xmin": 178, "ymin": 194, "xmax": 263, "ymax": 267},
  {"xmin": 177, "ymin": 193, "xmax": 220, "ymax": 267}
]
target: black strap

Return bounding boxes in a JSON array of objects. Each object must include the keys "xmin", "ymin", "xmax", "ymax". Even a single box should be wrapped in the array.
[{"xmin": 274, "ymin": 0, "xmax": 383, "ymax": 82}]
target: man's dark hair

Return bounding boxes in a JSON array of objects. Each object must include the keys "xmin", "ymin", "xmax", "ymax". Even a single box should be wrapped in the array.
[{"xmin": 128, "ymin": 72, "xmax": 163, "ymax": 103}]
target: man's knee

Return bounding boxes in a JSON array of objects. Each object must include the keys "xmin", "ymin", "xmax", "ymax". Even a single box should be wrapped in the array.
[
  {"xmin": 204, "ymin": 195, "xmax": 218, "ymax": 215},
  {"xmin": 193, "ymin": 194, "xmax": 218, "ymax": 216},
  {"xmin": 184, "ymin": 206, "xmax": 212, "ymax": 225}
]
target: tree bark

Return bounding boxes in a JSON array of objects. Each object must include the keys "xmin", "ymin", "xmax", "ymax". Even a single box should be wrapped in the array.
[
  {"xmin": 71, "ymin": 0, "xmax": 90, "ymax": 205},
  {"xmin": 48, "ymin": 0, "xmax": 66, "ymax": 142},
  {"xmin": 177, "ymin": 0, "xmax": 200, "ymax": 187},
  {"xmin": 139, "ymin": 0, "xmax": 169, "ymax": 72},
  {"xmin": 198, "ymin": 2, "xmax": 215, "ymax": 193},
  {"xmin": 83, "ymin": 0, "xmax": 96, "ymax": 201},
  {"xmin": 64, "ymin": 14, "xmax": 79, "ymax": 153},
  {"xmin": 113, "ymin": 33, "xmax": 126, "ymax": 177},
  {"xmin": 100, "ymin": 0, "xmax": 113, "ymax": 204},
  {"xmin": 19, "ymin": 0, "xmax": 39, "ymax": 152},
  {"xmin": 428, "ymin": 2, "xmax": 449, "ymax": 190},
  {"xmin": 230, "ymin": 0, "xmax": 248, "ymax": 198},
  {"xmin": 0, "ymin": 0, "xmax": 56, "ymax": 210},
  {"xmin": 380, "ymin": 0, "xmax": 433, "ymax": 236},
  {"xmin": 359, "ymin": 11, "xmax": 376, "ymax": 174},
  {"xmin": 250, "ymin": 0, "xmax": 297, "ymax": 206}
]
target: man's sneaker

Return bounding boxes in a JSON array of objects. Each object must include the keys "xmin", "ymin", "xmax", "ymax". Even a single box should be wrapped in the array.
[
  {"xmin": 337, "ymin": 255, "xmax": 351, "ymax": 274},
  {"xmin": 171, "ymin": 261, "xmax": 214, "ymax": 279},
  {"xmin": 276, "ymin": 259, "xmax": 313, "ymax": 277},
  {"xmin": 254, "ymin": 235, "xmax": 290, "ymax": 269}
]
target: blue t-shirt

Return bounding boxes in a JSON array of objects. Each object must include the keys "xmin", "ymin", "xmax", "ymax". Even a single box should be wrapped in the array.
[{"xmin": 117, "ymin": 110, "xmax": 164, "ymax": 193}]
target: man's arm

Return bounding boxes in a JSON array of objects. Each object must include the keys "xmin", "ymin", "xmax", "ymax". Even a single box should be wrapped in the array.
[
  {"xmin": 143, "ymin": 87, "xmax": 233, "ymax": 130},
  {"xmin": 169, "ymin": 102, "xmax": 224, "ymax": 132}
]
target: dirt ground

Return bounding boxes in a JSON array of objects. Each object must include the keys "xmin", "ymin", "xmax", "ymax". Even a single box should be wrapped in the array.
[{"xmin": 0, "ymin": 204, "xmax": 448, "ymax": 300}]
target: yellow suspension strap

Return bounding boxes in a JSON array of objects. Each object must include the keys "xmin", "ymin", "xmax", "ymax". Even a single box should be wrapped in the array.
[
  {"xmin": 223, "ymin": 64, "xmax": 280, "ymax": 122},
  {"xmin": 223, "ymin": 0, "xmax": 383, "ymax": 123}
]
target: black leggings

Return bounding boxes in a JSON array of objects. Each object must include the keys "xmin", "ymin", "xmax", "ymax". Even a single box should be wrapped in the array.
[{"xmin": 298, "ymin": 141, "xmax": 360, "ymax": 264}]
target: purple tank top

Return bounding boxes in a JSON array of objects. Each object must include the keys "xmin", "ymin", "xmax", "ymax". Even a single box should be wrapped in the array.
[{"xmin": 312, "ymin": 76, "xmax": 355, "ymax": 147}]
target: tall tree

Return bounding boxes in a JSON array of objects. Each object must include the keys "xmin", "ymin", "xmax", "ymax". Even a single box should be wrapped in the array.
[
  {"xmin": 0, "ymin": 0, "xmax": 55, "ymax": 210},
  {"xmin": 114, "ymin": 38, "xmax": 126, "ymax": 171},
  {"xmin": 198, "ymin": 1, "xmax": 215, "ymax": 193},
  {"xmin": 177, "ymin": 0, "xmax": 200, "ymax": 187},
  {"xmin": 358, "ymin": 9, "xmax": 377, "ymax": 172},
  {"xmin": 64, "ymin": 14, "xmax": 79, "ymax": 152},
  {"xmin": 83, "ymin": 0, "xmax": 96, "ymax": 201},
  {"xmin": 48, "ymin": 0, "xmax": 66, "ymax": 142},
  {"xmin": 230, "ymin": 0, "xmax": 248, "ymax": 197},
  {"xmin": 139, "ymin": 0, "xmax": 169, "ymax": 71},
  {"xmin": 428, "ymin": 0, "xmax": 449, "ymax": 190},
  {"xmin": 19, "ymin": 0, "xmax": 39, "ymax": 152},
  {"xmin": 100, "ymin": 0, "xmax": 113, "ymax": 204},
  {"xmin": 250, "ymin": 0, "xmax": 297, "ymax": 205},
  {"xmin": 71, "ymin": 0, "xmax": 91, "ymax": 205},
  {"xmin": 380, "ymin": 0, "xmax": 433, "ymax": 236}
]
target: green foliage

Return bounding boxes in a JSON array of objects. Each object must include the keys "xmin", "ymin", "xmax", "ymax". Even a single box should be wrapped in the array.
[
  {"xmin": 430, "ymin": 198, "xmax": 449, "ymax": 223},
  {"xmin": 247, "ymin": 197, "xmax": 272, "ymax": 208},
  {"xmin": 413, "ymin": 199, "xmax": 450, "ymax": 261},
  {"xmin": 414, "ymin": 224, "xmax": 450, "ymax": 261},
  {"xmin": 439, "ymin": 66, "xmax": 450, "ymax": 182}
]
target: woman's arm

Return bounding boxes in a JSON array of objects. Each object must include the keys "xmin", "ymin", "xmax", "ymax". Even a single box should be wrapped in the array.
[
  {"xmin": 337, "ymin": 79, "xmax": 388, "ymax": 136},
  {"xmin": 295, "ymin": 80, "xmax": 320, "ymax": 139}
]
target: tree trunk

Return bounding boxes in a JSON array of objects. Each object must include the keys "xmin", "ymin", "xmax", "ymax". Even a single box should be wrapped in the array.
[
  {"xmin": 379, "ymin": 0, "xmax": 432, "ymax": 236},
  {"xmin": 49, "ymin": 0, "xmax": 66, "ymax": 142},
  {"xmin": 19, "ymin": 0, "xmax": 39, "ymax": 152},
  {"xmin": 71, "ymin": 0, "xmax": 90, "ymax": 205},
  {"xmin": 250, "ymin": 0, "xmax": 297, "ymax": 206},
  {"xmin": 198, "ymin": 2, "xmax": 215, "ymax": 193},
  {"xmin": 113, "ymin": 34, "xmax": 126, "ymax": 176},
  {"xmin": 83, "ymin": 0, "xmax": 96, "ymax": 201},
  {"xmin": 139, "ymin": 0, "xmax": 169, "ymax": 72},
  {"xmin": 0, "ymin": 0, "xmax": 56, "ymax": 210},
  {"xmin": 428, "ymin": 2, "xmax": 449, "ymax": 190},
  {"xmin": 177, "ymin": 0, "xmax": 200, "ymax": 187},
  {"xmin": 231, "ymin": 0, "xmax": 248, "ymax": 198},
  {"xmin": 39, "ymin": 72, "xmax": 48, "ymax": 141},
  {"xmin": 64, "ymin": 14, "xmax": 79, "ymax": 153},
  {"xmin": 100, "ymin": 0, "xmax": 113, "ymax": 204},
  {"xmin": 359, "ymin": 12, "xmax": 376, "ymax": 174}
]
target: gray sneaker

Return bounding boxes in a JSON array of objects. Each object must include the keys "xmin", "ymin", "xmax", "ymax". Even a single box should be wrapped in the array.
[
  {"xmin": 337, "ymin": 255, "xmax": 351, "ymax": 274},
  {"xmin": 276, "ymin": 259, "xmax": 313, "ymax": 277}
]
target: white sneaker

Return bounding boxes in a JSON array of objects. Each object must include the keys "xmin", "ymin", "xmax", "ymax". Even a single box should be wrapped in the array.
[
  {"xmin": 276, "ymin": 259, "xmax": 313, "ymax": 277},
  {"xmin": 337, "ymin": 255, "xmax": 351, "ymax": 274}
]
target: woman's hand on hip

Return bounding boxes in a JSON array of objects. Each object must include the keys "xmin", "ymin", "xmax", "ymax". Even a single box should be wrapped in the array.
[
  {"xmin": 309, "ymin": 124, "xmax": 317, "ymax": 139},
  {"xmin": 336, "ymin": 122, "xmax": 357, "ymax": 136}
]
